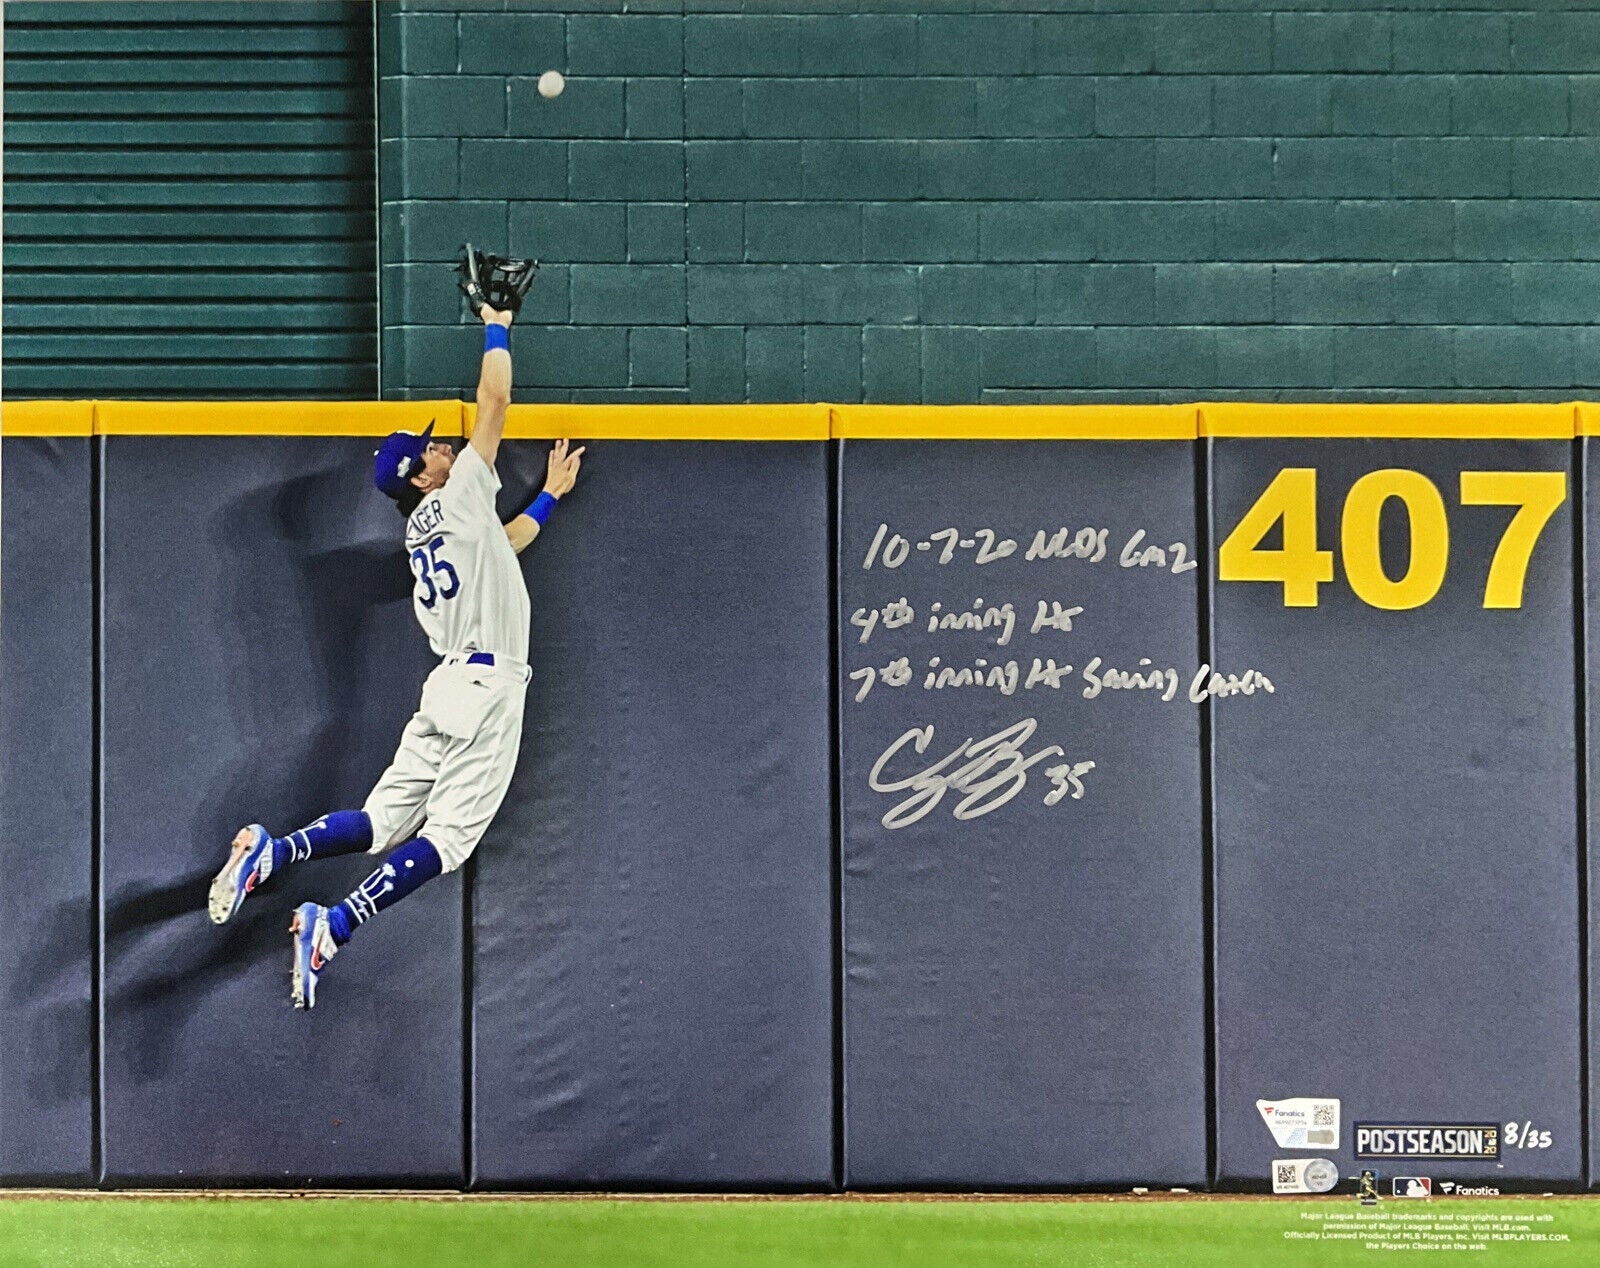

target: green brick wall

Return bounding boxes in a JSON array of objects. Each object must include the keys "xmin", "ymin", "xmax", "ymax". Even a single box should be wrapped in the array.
[{"xmin": 380, "ymin": 1, "xmax": 1600, "ymax": 404}]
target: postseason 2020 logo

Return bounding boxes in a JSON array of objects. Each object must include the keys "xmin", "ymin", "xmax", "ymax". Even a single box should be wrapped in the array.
[{"xmin": 1354, "ymin": 1124, "xmax": 1500, "ymax": 1161}]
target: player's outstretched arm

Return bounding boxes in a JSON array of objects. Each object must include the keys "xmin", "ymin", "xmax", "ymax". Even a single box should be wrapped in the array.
[
  {"xmin": 469, "ymin": 305, "xmax": 513, "ymax": 469},
  {"xmin": 506, "ymin": 438, "xmax": 584, "ymax": 555}
]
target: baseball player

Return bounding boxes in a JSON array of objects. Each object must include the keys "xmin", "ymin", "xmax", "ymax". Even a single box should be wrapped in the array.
[{"xmin": 208, "ymin": 295, "xmax": 583, "ymax": 1009}]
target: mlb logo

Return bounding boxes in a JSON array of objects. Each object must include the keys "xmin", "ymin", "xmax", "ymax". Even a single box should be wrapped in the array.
[{"xmin": 1393, "ymin": 1177, "xmax": 1432, "ymax": 1198}]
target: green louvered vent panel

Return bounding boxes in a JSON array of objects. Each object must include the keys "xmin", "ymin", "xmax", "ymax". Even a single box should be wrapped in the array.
[{"xmin": 3, "ymin": 1, "xmax": 377, "ymax": 398}]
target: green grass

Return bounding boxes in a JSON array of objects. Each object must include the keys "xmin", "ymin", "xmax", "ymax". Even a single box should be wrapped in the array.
[{"xmin": 0, "ymin": 1196, "xmax": 1595, "ymax": 1267}]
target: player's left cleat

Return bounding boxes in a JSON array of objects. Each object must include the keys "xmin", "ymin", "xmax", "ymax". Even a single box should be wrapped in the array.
[
  {"xmin": 208, "ymin": 824, "xmax": 272, "ymax": 925},
  {"xmin": 289, "ymin": 902, "xmax": 339, "ymax": 1010}
]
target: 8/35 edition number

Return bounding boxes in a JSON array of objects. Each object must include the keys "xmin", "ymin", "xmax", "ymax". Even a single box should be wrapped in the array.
[{"xmin": 1218, "ymin": 468, "xmax": 1567, "ymax": 611}]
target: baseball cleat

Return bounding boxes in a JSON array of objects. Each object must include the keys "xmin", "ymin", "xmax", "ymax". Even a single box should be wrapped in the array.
[
  {"xmin": 208, "ymin": 825, "xmax": 273, "ymax": 925},
  {"xmin": 290, "ymin": 902, "xmax": 338, "ymax": 1010}
]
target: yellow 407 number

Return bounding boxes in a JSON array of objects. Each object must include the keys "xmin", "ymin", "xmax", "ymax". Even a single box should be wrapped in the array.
[{"xmin": 1217, "ymin": 469, "xmax": 1567, "ymax": 610}]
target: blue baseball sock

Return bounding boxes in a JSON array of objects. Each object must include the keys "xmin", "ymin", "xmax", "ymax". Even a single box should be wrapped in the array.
[
  {"xmin": 268, "ymin": 810, "xmax": 373, "ymax": 873},
  {"xmin": 326, "ymin": 836, "xmax": 443, "ymax": 945}
]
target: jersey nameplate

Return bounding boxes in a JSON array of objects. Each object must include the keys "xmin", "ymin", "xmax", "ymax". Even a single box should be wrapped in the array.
[{"xmin": 407, "ymin": 498, "xmax": 446, "ymax": 539}]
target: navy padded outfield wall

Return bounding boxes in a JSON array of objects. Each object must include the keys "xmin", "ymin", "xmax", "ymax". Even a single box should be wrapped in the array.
[
  {"xmin": 99, "ymin": 437, "xmax": 458, "ymax": 1185},
  {"xmin": 470, "ymin": 441, "xmax": 833, "ymax": 1188},
  {"xmin": 1587, "ymin": 437, "xmax": 1600, "ymax": 1192},
  {"xmin": 12, "ymin": 403, "xmax": 1600, "ymax": 1190},
  {"xmin": 837, "ymin": 438, "xmax": 1208, "ymax": 1188},
  {"xmin": 1211, "ymin": 437, "xmax": 1583, "ymax": 1189},
  {"xmin": 0, "ymin": 436, "xmax": 95, "ymax": 1183}
]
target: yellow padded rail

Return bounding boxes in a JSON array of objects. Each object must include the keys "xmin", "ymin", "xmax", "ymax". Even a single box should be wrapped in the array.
[
  {"xmin": 467, "ymin": 402, "xmax": 829, "ymax": 440},
  {"xmin": 1, "ymin": 400, "xmax": 95, "ymax": 436},
  {"xmin": 1198, "ymin": 401, "xmax": 1579, "ymax": 439},
  {"xmin": 1575, "ymin": 403, "xmax": 1600, "ymax": 437},
  {"xmin": 0, "ymin": 400, "xmax": 1591, "ymax": 440},
  {"xmin": 92, "ymin": 400, "xmax": 453, "ymax": 436},
  {"xmin": 830, "ymin": 403, "xmax": 1196, "ymax": 439}
]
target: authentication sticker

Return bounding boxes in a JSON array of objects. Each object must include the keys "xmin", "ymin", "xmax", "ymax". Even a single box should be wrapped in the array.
[
  {"xmin": 1273, "ymin": 1157, "xmax": 1339, "ymax": 1194},
  {"xmin": 1258, "ymin": 1097, "xmax": 1341, "ymax": 1149}
]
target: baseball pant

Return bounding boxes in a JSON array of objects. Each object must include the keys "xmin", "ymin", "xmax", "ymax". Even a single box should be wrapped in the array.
[{"xmin": 362, "ymin": 656, "xmax": 529, "ymax": 872}]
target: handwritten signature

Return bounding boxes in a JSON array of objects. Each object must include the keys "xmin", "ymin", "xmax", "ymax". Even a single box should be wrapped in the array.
[{"xmin": 867, "ymin": 718, "xmax": 1096, "ymax": 830}]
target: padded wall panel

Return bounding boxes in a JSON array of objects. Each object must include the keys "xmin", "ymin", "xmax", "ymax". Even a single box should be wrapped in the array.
[
  {"xmin": 0, "ymin": 437, "xmax": 95, "ymax": 1182},
  {"xmin": 99, "ymin": 437, "xmax": 459, "ymax": 1184},
  {"xmin": 1212, "ymin": 438, "xmax": 1581, "ymax": 1188},
  {"xmin": 1587, "ymin": 439, "xmax": 1600, "ymax": 1192},
  {"xmin": 839, "ymin": 440, "xmax": 1207, "ymax": 1188},
  {"xmin": 470, "ymin": 441, "xmax": 833, "ymax": 1188}
]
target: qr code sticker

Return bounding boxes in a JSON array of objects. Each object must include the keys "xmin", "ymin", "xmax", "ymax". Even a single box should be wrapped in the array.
[
  {"xmin": 1277, "ymin": 1164, "xmax": 1298, "ymax": 1187},
  {"xmin": 1314, "ymin": 1105, "xmax": 1336, "ymax": 1126}
]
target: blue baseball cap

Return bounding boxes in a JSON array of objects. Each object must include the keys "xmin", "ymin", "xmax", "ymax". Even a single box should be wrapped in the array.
[{"xmin": 373, "ymin": 421, "xmax": 435, "ymax": 498}]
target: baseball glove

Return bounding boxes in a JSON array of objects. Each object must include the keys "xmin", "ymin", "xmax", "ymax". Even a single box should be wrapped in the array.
[{"xmin": 457, "ymin": 244, "xmax": 540, "ymax": 317}]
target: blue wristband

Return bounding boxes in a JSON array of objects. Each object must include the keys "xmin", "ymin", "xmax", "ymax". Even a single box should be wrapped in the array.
[
  {"xmin": 484, "ymin": 323, "xmax": 510, "ymax": 354},
  {"xmin": 524, "ymin": 491, "xmax": 557, "ymax": 525}
]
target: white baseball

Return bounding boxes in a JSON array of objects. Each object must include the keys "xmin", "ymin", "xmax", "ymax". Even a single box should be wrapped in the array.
[{"xmin": 537, "ymin": 70, "xmax": 565, "ymax": 99}]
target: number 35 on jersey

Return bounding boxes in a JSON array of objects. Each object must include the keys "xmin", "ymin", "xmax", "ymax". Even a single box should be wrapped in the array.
[{"xmin": 409, "ymin": 536, "xmax": 460, "ymax": 609}]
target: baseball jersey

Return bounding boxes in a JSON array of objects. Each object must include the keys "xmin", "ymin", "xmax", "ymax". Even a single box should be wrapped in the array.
[{"xmin": 402, "ymin": 444, "xmax": 530, "ymax": 663}]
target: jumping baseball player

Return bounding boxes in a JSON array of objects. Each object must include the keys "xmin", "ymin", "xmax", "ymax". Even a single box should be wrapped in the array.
[{"xmin": 208, "ymin": 253, "xmax": 582, "ymax": 1008}]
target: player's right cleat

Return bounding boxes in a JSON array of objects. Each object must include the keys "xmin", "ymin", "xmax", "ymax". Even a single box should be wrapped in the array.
[
  {"xmin": 290, "ymin": 902, "xmax": 339, "ymax": 1010},
  {"xmin": 208, "ymin": 824, "xmax": 273, "ymax": 925}
]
